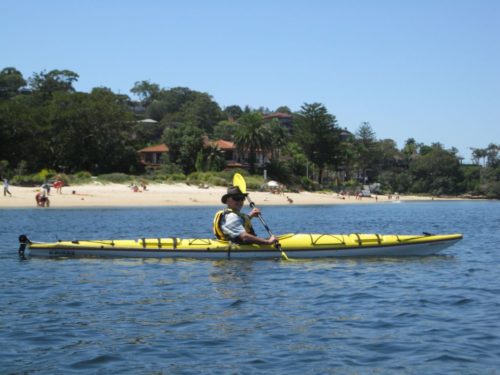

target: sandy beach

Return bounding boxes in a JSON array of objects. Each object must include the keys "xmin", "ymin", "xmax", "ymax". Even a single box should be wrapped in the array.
[{"xmin": 0, "ymin": 182, "xmax": 463, "ymax": 208}]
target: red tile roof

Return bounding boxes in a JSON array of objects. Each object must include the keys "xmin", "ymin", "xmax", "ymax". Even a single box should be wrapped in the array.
[
  {"xmin": 213, "ymin": 139, "xmax": 235, "ymax": 150},
  {"xmin": 263, "ymin": 112, "xmax": 292, "ymax": 120},
  {"xmin": 202, "ymin": 137, "xmax": 235, "ymax": 150},
  {"xmin": 138, "ymin": 144, "xmax": 169, "ymax": 153}
]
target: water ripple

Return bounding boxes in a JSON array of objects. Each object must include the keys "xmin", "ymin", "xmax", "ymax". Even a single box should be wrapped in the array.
[{"xmin": 1, "ymin": 202, "xmax": 499, "ymax": 374}]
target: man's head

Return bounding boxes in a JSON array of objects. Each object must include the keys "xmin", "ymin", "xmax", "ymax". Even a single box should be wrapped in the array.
[{"xmin": 221, "ymin": 186, "xmax": 248, "ymax": 208}]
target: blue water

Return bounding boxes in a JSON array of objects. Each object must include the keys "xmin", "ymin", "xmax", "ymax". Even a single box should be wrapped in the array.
[{"xmin": 1, "ymin": 201, "xmax": 499, "ymax": 374}]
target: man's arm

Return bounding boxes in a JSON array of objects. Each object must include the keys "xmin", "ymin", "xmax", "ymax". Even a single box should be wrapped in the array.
[{"xmin": 239, "ymin": 232, "xmax": 277, "ymax": 245}]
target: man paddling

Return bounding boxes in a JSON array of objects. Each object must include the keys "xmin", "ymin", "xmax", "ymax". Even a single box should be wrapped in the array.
[{"xmin": 213, "ymin": 186, "xmax": 277, "ymax": 245}]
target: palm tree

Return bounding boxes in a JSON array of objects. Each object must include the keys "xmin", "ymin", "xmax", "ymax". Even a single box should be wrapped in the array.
[
  {"xmin": 234, "ymin": 112, "xmax": 272, "ymax": 173},
  {"xmin": 205, "ymin": 144, "xmax": 226, "ymax": 171},
  {"xmin": 268, "ymin": 119, "xmax": 289, "ymax": 160}
]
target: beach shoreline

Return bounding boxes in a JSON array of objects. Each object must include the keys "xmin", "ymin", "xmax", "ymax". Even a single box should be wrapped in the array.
[{"xmin": 0, "ymin": 183, "xmax": 468, "ymax": 209}]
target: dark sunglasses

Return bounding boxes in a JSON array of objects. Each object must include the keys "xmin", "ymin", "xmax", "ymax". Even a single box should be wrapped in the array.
[{"xmin": 231, "ymin": 195, "xmax": 246, "ymax": 202}]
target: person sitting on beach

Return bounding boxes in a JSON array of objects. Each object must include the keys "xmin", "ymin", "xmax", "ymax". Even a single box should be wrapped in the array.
[
  {"xmin": 213, "ymin": 186, "xmax": 276, "ymax": 245},
  {"xmin": 35, "ymin": 188, "xmax": 50, "ymax": 207}
]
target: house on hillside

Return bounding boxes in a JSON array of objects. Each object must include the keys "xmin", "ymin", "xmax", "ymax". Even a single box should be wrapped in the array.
[
  {"xmin": 137, "ymin": 137, "xmax": 271, "ymax": 171},
  {"xmin": 263, "ymin": 112, "xmax": 293, "ymax": 132},
  {"xmin": 138, "ymin": 144, "xmax": 169, "ymax": 167},
  {"xmin": 203, "ymin": 138, "xmax": 247, "ymax": 169},
  {"xmin": 137, "ymin": 118, "xmax": 158, "ymax": 124}
]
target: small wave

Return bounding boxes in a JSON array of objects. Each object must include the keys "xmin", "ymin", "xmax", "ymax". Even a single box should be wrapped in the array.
[
  {"xmin": 70, "ymin": 354, "xmax": 122, "ymax": 369},
  {"xmin": 229, "ymin": 299, "xmax": 245, "ymax": 307},
  {"xmin": 426, "ymin": 354, "xmax": 475, "ymax": 363},
  {"xmin": 452, "ymin": 298, "xmax": 474, "ymax": 306}
]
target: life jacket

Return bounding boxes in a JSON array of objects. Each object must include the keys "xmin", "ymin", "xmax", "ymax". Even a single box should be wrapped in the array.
[{"xmin": 213, "ymin": 208, "xmax": 256, "ymax": 242}]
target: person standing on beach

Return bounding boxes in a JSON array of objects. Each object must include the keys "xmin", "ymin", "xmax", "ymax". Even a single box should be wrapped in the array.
[
  {"xmin": 213, "ymin": 186, "xmax": 276, "ymax": 245},
  {"xmin": 53, "ymin": 178, "xmax": 64, "ymax": 194},
  {"xmin": 41, "ymin": 181, "xmax": 51, "ymax": 195},
  {"xmin": 3, "ymin": 178, "xmax": 12, "ymax": 197}
]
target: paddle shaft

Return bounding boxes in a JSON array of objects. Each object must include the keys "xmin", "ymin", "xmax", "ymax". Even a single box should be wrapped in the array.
[
  {"xmin": 248, "ymin": 200, "xmax": 275, "ymax": 236},
  {"xmin": 245, "ymin": 195, "xmax": 285, "ymax": 253}
]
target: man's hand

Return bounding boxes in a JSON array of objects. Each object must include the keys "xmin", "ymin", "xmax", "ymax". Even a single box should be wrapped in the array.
[
  {"xmin": 249, "ymin": 207, "xmax": 261, "ymax": 218},
  {"xmin": 266, "ymin": 235, "xmax": 277, "ymax": 245},
  {"xmin": 239, "ymin": 232, "xmax": 278, "ymax": 246}
]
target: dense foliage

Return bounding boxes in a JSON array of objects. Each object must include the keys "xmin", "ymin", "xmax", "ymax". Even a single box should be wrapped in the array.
[{"xmin": 0, "ymin": 67, "xmax": 498, "ymax": 198}]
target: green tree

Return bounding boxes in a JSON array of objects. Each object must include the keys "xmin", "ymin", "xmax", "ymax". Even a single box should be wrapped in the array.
[
  {"xmin": 471, "ymin": 147, "xmax": 487, "ymax": 166},
  {"xmin": 196, "ymin": 145, "xmax": 226, "ymax": 172},
  {"xmin": 282, "ymin": 142, "xmax": 309, "ymax": 177},
  {"xmin": 469, "ymin": 144, "xmax": 500, "ymax": 198},
  {"xmin": 29, "ymin": 69, "xmax": 79, "ymax": 98},
  {"xmin": 268, "ymin": 119, "xmax": 289, "ymax": 160},
  {"xmin": 162, "ymin": 124, "xmax": 204, "ymax": 174},
  {"xmin": 223, "ymin": 105, "xmax": 243, "ymax": 120},
  {"xmin": 355, "ymin": 122, "xmax": 378, "ymax": 183},
  {"xmin": 176, "ymin": 93, "xmax": 223, "ymax": 134},
  {"xmin": 0, "ymin": 93, "xmax": 50, "ymax": 170},
  {"xmin": 213, "ymin": 120, "xmax": 238, "ymax": 141},
  {"xmin": 294, "ymin": 103, "xmax": 341, "ymax": 183},
  {"xmin": 130, "ymin": 80, "xmax": 160, "ymax": 106},
  {"xmin": 146, "ymin": 87, "xmax": 222, "ymax": 133},
  {"xmin": 485, "ymin": 143, "xmax": 499, "ymax": 168},
  {"xmin": 0, "ymin": 67, "xmax": 27, "ymax": 99},
  {"xmin": 146, "ymin": 87, "xmax": 197, "ymax": 120},
  {"xmin": 480, "ymin": 165, "xmax": 500, "ymax": 198},
  {"xmin": 402, "ymin": 138, "xmax": 422, "ymax": 167},
  {"xmin": 275, "ymin": 106, "xmax": 292, "ymax": 114},
  {"xmin": 234, "ymin": 112, "xmax": 272, "ymax": 173},
  {"xmin": 47, "ymin": 88, "xmax": 136, "ymax": 173},
  {"xmin": 376, "ymin": 139, "xmax": 402, "ymax": 171},
  {"xmin": 409, "ymin": 143, "xmax": 463, "ymax": 195}
]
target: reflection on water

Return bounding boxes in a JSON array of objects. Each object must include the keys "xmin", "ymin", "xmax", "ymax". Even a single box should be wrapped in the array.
[{"xmin": 210, "ymin": 260, "xmax": 256, "ymax": 301}]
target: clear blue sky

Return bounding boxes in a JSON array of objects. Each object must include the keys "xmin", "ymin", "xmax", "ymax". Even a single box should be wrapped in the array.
[{"xmin": 3, "ymin": 0, "xmax": 499, "ymax": 161}]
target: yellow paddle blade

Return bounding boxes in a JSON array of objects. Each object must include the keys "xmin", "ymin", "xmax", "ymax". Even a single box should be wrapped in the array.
[
  {"xmin": 281, "ymin": 251, "xmax": 290, "ymax": 261},
  {"xmin": 233, "ymin": 173, "xmax": 247, "ymax": 193}
]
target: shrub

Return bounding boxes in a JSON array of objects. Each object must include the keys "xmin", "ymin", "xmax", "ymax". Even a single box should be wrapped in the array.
[
  {"xmin": 166, "ymin": 173, "xmax": 186, "ymax": 182},
  {"xmin": 98, "ymin": 173, "xmax": 134, "ymax": 184},
  {"xmin": 37, "ymin": 169, "xmax": 57, "ymax": 182},
  {"xmin": 218, "ymin": 169, "xmax": 248, "ymax": 181},
  {"xmin": 186, "ymin": 172, "xmax": 210, "ymax": 185},
  {"xmin": 207, "ymin": 176, "xmax": 227, "ymax": 186},
  {"xmin": 74, "ymin": 171, "xmax": 92, "ymax": 178},
  {"xmin": 300, "ymin": 176, "xmax": 314, "ymax": 191},
  {"xmin": 154, "ymin": 163, "xmax": 183, "ymax": 175},
  {"xmin": 244, "ymin": 175, "xmax": 264, "ymax": 191},
  {"xmin": 55, "ymin": 173, "xmax": 70, "ymax": 186},
  {"xmin": 265, "ymin": 160, "xmax": 292, "ymax": 184},
  {"xmin": 10, "ymin": 168, "xmax": 60, "ymax": 186},
  {"xmin": 68, "ymin": 171, "xmax": 93, "ymax": 185},
  {"xmin": 11, "ymin": 174, "xmax": 46, "ymax": 186}
]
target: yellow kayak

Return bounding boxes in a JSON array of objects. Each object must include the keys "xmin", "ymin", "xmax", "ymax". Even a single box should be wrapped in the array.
[{"xmin": 19, "ymin": 233, "xmax": 462, "ymax": 259}]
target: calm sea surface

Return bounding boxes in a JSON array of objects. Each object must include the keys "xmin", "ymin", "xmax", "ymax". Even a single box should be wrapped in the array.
[{"xmin": 1, "ymin": 201, "xmax": 499, "ymax": 374}]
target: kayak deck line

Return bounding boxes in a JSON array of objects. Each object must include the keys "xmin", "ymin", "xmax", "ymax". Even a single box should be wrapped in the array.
[{"xmin": 19, "ymin": 233, "xmax": 463, "ymax": 259}]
